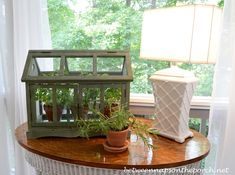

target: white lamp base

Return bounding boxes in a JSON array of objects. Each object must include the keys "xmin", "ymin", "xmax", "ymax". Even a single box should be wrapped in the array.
[{"xmin": 150, "ymin": 67, "xmax": 198, "ymax": 143}]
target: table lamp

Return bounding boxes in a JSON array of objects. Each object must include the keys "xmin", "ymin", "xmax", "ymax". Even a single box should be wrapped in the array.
[{"xmin": 140, "ymin": 4, "xmax": 222, "ymax": 143}]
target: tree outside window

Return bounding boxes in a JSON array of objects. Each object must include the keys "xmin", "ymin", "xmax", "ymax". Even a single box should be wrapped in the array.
[{"xmin": 47, "ymin": 0, "xmax": 223, "ymax": 96}]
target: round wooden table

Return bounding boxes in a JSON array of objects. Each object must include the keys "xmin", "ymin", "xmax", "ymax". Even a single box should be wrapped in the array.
[{"xmin": 15, "ymin": 120, "xmax": 210, "ymax": 175}]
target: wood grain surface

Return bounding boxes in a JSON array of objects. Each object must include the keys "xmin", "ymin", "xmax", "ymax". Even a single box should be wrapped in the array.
[{"xmin": 15, "ymin": 119, "xmax": 210, "ymax": 169}]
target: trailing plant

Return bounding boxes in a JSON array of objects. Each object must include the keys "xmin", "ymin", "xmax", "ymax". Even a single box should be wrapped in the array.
[
  {"xmin": 76, "ymin": 118, "xmax": 108, "ymax": 138},
  {"xmin": 76, "ymin": 106, "xmax": 158, "ymax": 148}
]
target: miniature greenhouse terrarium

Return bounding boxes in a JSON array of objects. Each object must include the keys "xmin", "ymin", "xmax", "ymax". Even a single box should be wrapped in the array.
[{"xmin": 21, "ymin": 50, "xmax": 133, "ymax": 138}]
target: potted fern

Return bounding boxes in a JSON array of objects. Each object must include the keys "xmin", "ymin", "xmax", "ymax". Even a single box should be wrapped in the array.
[{"xmin": 77, "ymin": 106, "xmax": 157, "ymax": 152}]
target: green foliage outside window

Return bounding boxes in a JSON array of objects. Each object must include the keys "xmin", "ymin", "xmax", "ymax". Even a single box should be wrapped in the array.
[{"xmin": 47, "ymin": 0, "xmax": 222, "ymax": 96}]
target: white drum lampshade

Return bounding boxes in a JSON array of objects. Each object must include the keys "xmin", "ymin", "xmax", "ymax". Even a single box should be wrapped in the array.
[{"xmin": 140, "ymin": 5, "xmax": 222, "ymax": 142}]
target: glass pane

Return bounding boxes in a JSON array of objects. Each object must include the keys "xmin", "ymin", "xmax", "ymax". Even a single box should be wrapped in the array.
[
  {"xmin": 104, "ymin": 87, "xmax": 121, "ymax": 117},
  {"xmin": 82, "ymin": 88, "xmax": 100, "ymax": 118},
  {"xmin": 56, "ymin": 88, "xmax": 75, "ymax": 122},
  {"xmin": 36, "ymin": 57, "xmax": 60, "ymax": 73},
  {"xmin": 66, "ymin": 57, "xmax": 93, "ymax": 73},
  {"xmin": 34, "ymin": 87, "xmax": 53, "ymax": 122},
  {"xmin": 33, "ymin": 85, "xmax": 78, "ymax": 123},
  {"xmin": 97, "ymin": 57, "xmax": 124, "ymax": 73}
]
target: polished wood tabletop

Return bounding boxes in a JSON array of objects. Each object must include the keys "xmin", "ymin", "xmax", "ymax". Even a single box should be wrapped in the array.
[{"xmin": 15, "ymin": 119, "xmax": 210, "ymax": 169}]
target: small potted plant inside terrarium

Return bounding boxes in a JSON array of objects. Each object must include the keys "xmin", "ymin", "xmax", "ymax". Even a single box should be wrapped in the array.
[
  {"xmin": 35, "ymin": 87, "xmax": 74, "ymax": 121},
  {"xmin": 56, "ymin": 88, "xmax": 75, "ymax": 120},
  {"xmin": 103, "ymin": 88, "xmax": 121, "ymax": 117},
  {"xmin": 35, "ymin": 87, "xmax": 53, "ymax": 121},
  {"xmin": 82, "ymin": 88, "xmax": 100, "ymax": 117},
  {"xmin": 77, "ymin": 106, "xmax": 158, "ymax": 153}
]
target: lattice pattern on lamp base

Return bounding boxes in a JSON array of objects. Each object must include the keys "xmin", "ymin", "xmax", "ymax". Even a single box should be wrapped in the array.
[{"xmin": 151, "ymin": 79, "xmax": 197, "ymax": 143}]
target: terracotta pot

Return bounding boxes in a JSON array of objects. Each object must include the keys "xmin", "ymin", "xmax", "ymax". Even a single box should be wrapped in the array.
[
  {"xmin": 107, "ymin": 128, "xmax": 129, "ymax": 147},
  {"xmin": 43, "ymin": 105, "xmax": 62, "ymax": 121}
]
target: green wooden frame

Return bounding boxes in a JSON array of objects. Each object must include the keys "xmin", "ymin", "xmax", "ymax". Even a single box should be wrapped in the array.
[{"xmin": 22, "ymin": 50, "xmax": 133, "ymax": 138}]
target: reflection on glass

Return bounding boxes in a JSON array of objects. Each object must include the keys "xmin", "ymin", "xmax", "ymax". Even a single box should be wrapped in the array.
[
  {"xmin": 66, "ymin": 57, "xmax": 93, "ymax": 73},
  {"xmin": 128, "ymin": 135, "xmax": 153, "ymax": 165},
  {"xmin": 97, "ymin": 57, "xmax": 124, "ymax": 73},
  {"xmin": 36, "ymin": 57, "xmax": 60, "ymax": 72}
]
